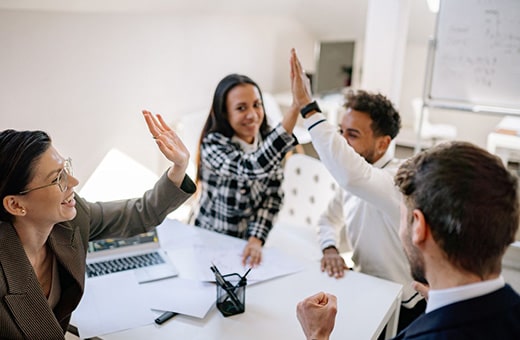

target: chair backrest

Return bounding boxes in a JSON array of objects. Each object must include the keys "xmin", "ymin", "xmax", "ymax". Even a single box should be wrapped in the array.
[{"xmin": 278, "ymin": 154, "xmax": 338, "ymax": 229}]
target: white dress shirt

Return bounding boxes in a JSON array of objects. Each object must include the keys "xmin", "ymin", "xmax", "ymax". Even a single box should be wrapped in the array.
[
  {"xmin": 426, "ymin": 276, "xmax": 505, "ymax": 313},
  {"xmin": 305, "ymin": 113, "xmax": 421, "ymax": 307}
]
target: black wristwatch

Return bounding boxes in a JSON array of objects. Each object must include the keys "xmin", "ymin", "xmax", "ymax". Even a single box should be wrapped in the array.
[{"xmin": 300, "ymin": 100, "xmax": 322, "ymax": 118}]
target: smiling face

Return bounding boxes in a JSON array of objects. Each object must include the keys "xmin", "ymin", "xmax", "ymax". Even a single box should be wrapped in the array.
[
  {"xmin": 226, "ymin": 84, "xmax": 265, "ymax": 144},
  {"xmin": 19, "ymin": 145, "xmax": 79, "ymax": 227},
  {"xmin": 339, "ymin": 108, "xmax": 387, "ymax": 164}
]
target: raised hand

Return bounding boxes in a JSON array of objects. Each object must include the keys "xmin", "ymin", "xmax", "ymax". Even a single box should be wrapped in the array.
[
  {"xmin": 142, "ymin": 110, "xmax": 189, "ymax": 186},
  {"xmin": 281, "ymin": 48, "xmax": 316, "ymax": 134},
  {"xmin": 290, "ymin": 48, "xmax": 313, "ymax": 109}
]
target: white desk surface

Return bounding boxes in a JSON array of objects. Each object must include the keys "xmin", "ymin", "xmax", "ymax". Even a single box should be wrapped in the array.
[{"xmin": 84, "ymin": 221, "xmax": 403, "ymax": 340}]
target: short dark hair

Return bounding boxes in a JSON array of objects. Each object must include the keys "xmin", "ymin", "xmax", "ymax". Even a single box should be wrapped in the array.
[
  {"xmin": 0, "ymin": 129, "xmax": 52, "ymax": 222},
  {"xmin": 196, "ymin": 74, "xmax": 271, "ymax": 181},
  {"xmin": 344, "ymin": 89, "xmax": 401, "ymax": 139},
  {"xmin": 395, "ymin": 141, "xmax": 519, "ymax": 278}
]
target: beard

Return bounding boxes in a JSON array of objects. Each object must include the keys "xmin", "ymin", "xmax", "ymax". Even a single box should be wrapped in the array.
[
  {"xmin": 408, "ymin": 250, "xmax": 428, "ymax": 285},
  {"xmin": 402, "ymin": 221, "xmax": 429, "ymax": 285},
  {"xmin": 362, "ymin": 148, "xmax": 378, "ymax": 164}
]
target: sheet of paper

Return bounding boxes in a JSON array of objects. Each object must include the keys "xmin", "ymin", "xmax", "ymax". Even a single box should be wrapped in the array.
[
  {"xmin": 168, "ymin": 243, "xmax": 304, "ymax": 284},
  {"xmin": 71, "ymin": 271, "xmax": 155, "ymax": 338},
  {"xmin": 159, "ymin": 219, "xmax": 306, "ymax": 284},
  {"xmin": 142, "ymin": 278, "xmax": 215, "ymax": 318}
]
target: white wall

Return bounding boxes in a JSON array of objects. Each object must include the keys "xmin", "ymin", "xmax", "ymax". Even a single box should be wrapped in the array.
[
  {"xmin": 0, "ymin": 10, "xmax": 315, "ymax": 188},
  {"xmin": 0, "ymin": 5, "xmax": 507, "ymax": 190}
]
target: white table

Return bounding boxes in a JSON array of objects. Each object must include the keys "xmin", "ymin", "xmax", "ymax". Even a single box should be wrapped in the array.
[{"xmin": 79, "ymin": 221, "xmax": 403, "ymax": 340}]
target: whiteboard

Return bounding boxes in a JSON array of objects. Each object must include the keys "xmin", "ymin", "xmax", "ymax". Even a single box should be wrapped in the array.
[{"xmin": 428, "ymin": 0, "xmax": 520, "ymax": 114}]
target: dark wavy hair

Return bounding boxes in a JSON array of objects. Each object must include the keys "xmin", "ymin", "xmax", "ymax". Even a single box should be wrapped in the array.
[
  {"xmin": 395, "ymin": 141, "xmax": 519, "ymax": 278},
  {"xmin": 0, "ymin": 129, "xmax": 52, "ymax": 222},
  {"xmin": 344, "ymin": 89, "xmax": 401, "ymax": 139},
  {"xmin": 195, "ymin": 74, "xmax": 271, "ymax": 181}
]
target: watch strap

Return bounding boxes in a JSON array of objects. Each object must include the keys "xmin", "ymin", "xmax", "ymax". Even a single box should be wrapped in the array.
[{"xmin": 300, "ymin": 100, "xmax": 322, "ymax": 118}]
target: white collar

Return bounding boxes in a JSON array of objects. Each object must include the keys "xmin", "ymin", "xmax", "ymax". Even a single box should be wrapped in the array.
[
  {"xmin": 231, "ymin": 134, "xmax": 259, "ymax": 154},
  {"xmin": 373, "ymin": 146, "xmax": 394, "ymax": 169},
  {"xmin": 426, "ymin": 276, "xmax": 505, "ymax": 313}
]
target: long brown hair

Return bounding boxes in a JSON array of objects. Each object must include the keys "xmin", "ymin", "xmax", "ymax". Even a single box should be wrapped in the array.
[{"xmin": 195, "ymin": 74, "xmax": 270, "ymax": 182}]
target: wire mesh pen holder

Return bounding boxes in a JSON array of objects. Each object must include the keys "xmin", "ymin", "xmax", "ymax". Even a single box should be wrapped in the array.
[{"xmin": 216, "ymin": 272, "xmax": 246, "ymax": 317}]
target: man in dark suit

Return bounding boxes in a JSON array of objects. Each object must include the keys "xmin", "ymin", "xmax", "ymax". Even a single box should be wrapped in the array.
[{"xmin": 296, "ymin": 141, "xmax": 520, "ymax": 339}]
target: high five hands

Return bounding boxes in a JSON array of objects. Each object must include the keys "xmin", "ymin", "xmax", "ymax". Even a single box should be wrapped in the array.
[
  {"xmin": 142, "ymin": 110, "xmax": 189, "ymax": 187},
  {"xmin": 281, "ymin": 48, "xmax": 316, "ymax": 134},
  {"xmin": 289, "ymin": 48, "xmax": 314, "ymax": 110}
]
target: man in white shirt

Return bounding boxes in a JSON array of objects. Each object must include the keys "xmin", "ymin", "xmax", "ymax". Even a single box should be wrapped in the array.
[
  {"xmin": 290, "ymin": 48, "xmax": 520, "ymax": 339},
  {"xmin": 296, "ymin": 140, "xmax": 520, "ymax": 339},
  {"xmin": 289, "ymin": 50, "xmax": 424, "ymax": 331}
]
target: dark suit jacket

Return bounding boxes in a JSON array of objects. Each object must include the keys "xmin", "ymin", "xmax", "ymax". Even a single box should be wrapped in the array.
[
  {"xmin": 393, "ymin": 284, "xmax": 520, "ymax": 339},
  {"xmin": 0, "ymin": 173, "xmax": 195, "ymax": 339}
]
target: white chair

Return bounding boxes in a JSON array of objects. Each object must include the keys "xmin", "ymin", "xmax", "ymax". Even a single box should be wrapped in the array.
[
  {"xmin": 267, "ymin": 154, "xmax": 340, "ymax": 254},
  {"xmin": 267, "ymin": 154, "xmax": 353, "ymax": 263},
  {"xmin": 412, "ymin": 98, "xmax": 457, "ymax": 146},
  {"xmin": 277, "ymin": 154, "xmax": 337, "ymax": 228},
  {"xmin": 486, "ymin": 116, "xmax": 520, "ymax": 166}
]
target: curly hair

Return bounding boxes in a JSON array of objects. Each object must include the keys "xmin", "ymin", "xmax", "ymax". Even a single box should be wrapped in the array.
[{"xmin": 344, "ymin": 89, "xmax": 401, "ymax": 139}]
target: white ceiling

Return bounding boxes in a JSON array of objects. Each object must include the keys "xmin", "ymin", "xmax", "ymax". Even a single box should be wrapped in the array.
[{"xmin": 0, "ymin": 0, "xmax": 436, "ymax": 43}]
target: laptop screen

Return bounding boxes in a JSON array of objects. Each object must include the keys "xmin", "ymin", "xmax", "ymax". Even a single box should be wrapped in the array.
[{"xmin": 87, "ymin": 230, "xmax": 158, "ymax": 253}]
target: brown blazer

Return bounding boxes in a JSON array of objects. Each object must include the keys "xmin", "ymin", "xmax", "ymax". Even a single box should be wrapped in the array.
[{"xmin": 0, "ymin": 173, "xmax": 195, "ymax": 339}]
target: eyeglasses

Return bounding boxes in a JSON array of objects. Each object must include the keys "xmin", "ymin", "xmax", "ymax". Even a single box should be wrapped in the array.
[{"xmin": 18, "ymin": 158, "xmax": 73, "ymax": 195}]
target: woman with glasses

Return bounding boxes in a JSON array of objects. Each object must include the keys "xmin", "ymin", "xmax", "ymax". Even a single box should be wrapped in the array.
[{"xmin": 0, "ymin": 111, "xmax": 196, "ymax": 339}]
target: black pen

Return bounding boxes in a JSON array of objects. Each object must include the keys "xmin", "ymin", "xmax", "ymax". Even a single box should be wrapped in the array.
[
  {"xmin": 237, "ymin": 267, "xmax": 252, "ymax": 287},
  {"xmin": 210, "ymin": 264, "xmax": 243, "ymax": 310},
  {"xmin": 154, "ymin": 311, "xmax": 178, "ymax": 325},
  {"xmin": 243, "ymin": 267, "xmax": 252, "ymax": 278}
]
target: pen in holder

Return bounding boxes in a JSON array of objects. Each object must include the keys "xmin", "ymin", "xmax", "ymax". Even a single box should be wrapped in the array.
[{"xmin": 212, "ymin": 267, "xmax": 247, "ymax": 317}]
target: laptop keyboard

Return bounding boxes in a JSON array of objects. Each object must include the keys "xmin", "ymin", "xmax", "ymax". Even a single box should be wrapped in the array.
[{"xmin": 86, "ymin": 251, "xmax": 165, "ymax": 278}]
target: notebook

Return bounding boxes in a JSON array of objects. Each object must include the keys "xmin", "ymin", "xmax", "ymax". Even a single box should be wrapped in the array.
[{"xmin": 86, "ymin": 230, "xmax": 178, "ymax": 284}]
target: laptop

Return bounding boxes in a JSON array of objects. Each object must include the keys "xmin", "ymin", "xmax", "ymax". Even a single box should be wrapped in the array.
[{"xmin": 86, "ymin": 229, "xmax": 178, "ymax": 284}]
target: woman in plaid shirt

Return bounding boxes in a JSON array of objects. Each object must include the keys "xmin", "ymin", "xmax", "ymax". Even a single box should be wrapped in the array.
[{"xmin": 191, "ymin": 73, "xmax": 301, "ymax": 267}]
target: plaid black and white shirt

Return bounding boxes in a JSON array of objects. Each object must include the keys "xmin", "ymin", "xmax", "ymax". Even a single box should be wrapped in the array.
[{"xmin": 192, "ymin": 124, "xmax": 297, "ymax": 243}]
